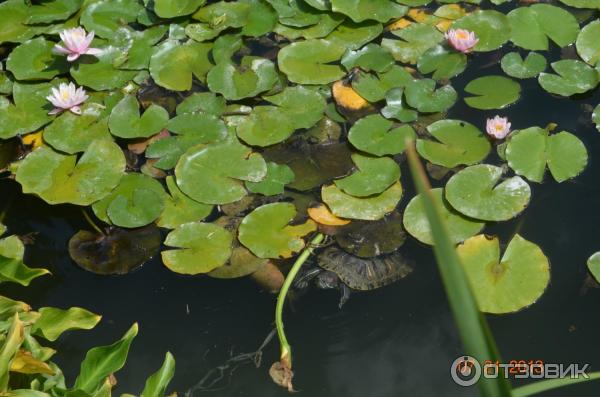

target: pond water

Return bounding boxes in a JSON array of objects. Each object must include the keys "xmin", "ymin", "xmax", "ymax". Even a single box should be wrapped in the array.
[{"xmin": 3, "ymin": 38, "xmax": 600, "ymax": 395}]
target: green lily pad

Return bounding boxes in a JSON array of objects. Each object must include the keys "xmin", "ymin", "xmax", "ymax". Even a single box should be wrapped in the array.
[
  {"xmin": 417, "ymin": 45, "xmax": 467, "ymax": 80},
  {"xmin": 457, "ymin": 234, "xmax": 550, "ymax": 314},
  {"xmin": 274, "ymin": 13, "xmax": 345, "ymax": 40},
  {"xmin": 593, "ymin": 103, "xmax": 600, "ymax": 131},
  {"xmin": 278, "ymin": 39, "xmax": 346, "ymax": 84},
  {"xmin": 464, "ymin": 75, "xmax": 521, "ymax": 110},
  {"xmin": 508, "ymin": 4, "xmax": 580, "ymax": 51},
  {"xmin": 334, "ymin": 154, "xmax": 400, "ymax": 197},
  {"xmin": 405, "ymin": 79, "xmax": 457, "ymax": 113},
  {"xmin": 16, "ymin": 140, "xmax": 125, "ymax": 205},
  {"xmin": 577, "ymin": 20, "xmax": 600, "ymax": 66},
  {"xmin": 80, "ymin": 0, "xmax": 142, "ymax": 38},
  {"xmin": 263, "ymin": 86, "xmax": 326, "ymax": 129},
  {"xmin": 382, "ymin": 24, "xmax": 443, "ymax": 64},
  {"xmin": 162, "ymin": 222, "xmax": 232, "ymax": 274},
  {"xmin": 0, "ymin": 0, "xmax": 41, "ymax": 45},
  {"xmin": 452, "ymin": 10, "xmax": 510, "ymax": 51},
  {"xmin": 538, "ymin": 60, "xmax": 599, "ymax": 97},
  {"xmin": 238, "ymin": 202, "xmax": 317, "ymax": 259},
  {"xmin": 6, "ymin": 38, "xmax": 69, "ymax": 81},
  {"xmin": 149, "ymin": 40, "xmax": 213, "ymax": 91},
  {"xmin": 322, "ymin": 181, "xmax": 403, "ymax": 221},
  {"xmin": 154, "ymin": 0, "xmax": 205, "ymax": 18},
  {"xmin": 403, "ymin": 188, "xmax": 484, "ymax": 245},
  {"xmin": 175, "ymin": 141, "xmax": 267, "ymax": 204},
  {"xmin": 334, "ymin": 211, "xmax": 406, "ymax": 257},
  {"xmin": 236, "ymin": 107, "xmax": 295, "ymax": 147},
  {"xmin": 325, "ymin": 20, "xmax": 384, "ymax": 50},
  {"xmin": 167, "ymin": 112, "xmax": 227, "ymax": 141},
  {"xmin": 110, "ymin": 26, "xmax": 169, "ymax": 70},
  {"xmin": 108, "ymin": 95, "xmax": 169, "ymax": 139},
  {"xmin": 445, "ymin": 164, "xmax": 531, "ymax": 221},
  {"xmin": 341, "ymin": 44, "xmax": 395, "ymax": 72},
  {"xmin": 176, "ymin": 92, "xmax": 226, "ymax": 116},
  {"xmin": 558, "ymin": 0, "xmax": 600, "ymax": 8},
  {"xmin": 92, "ymin": 173, "xmax": 167, "ymax": 228},
  {"xmin": 381, "ymin": 88, "xmax": 418, "ymax": 122},
  {"xmin": 71, "ymin": 47, "xmax": 138, "ymax": 91},
  {"xmin": 25, "ymin": 0, "xmax": 82, "ymax": 24},
  {"xmin": 331, "ymin": 0, "xmax": 407, "ymax": 23},
  {"xmin": 348, "ymin": 114, "xmax": 416, "ymax": 156},
  {"xmin": 587, "ymin": 252, "xmax": 600, "ymax": 282},
  {"xmin": 207, "ymin": 57, "xmax": 278, "ymax": 100},
  {"xmin": 416, "ymin": 119, "xmax": 491, "ymax": 167},
  {"xmin": 505, "ymin": 127, "xmax": 588, "ymax": 183},
  {"xmin": 192, "ymin": 0, "xmax": 277, "ymax": 37},
  {"xmin": 0, "ymin": 81, "xmax": 55, "ymax": 139},
  {"xmin": 500, "ymin": 52, "xmax": 547, "ymax": 79},
  {"xmin": 351, "ymin": 65, "xmax": 413, "ymax": 102},
  {"xmin": 245, "ymin": 162, "xmax": 295, "ymax": 196},
  {"xmin": 157, "ymin": 176, "xmax": 213, "ymax": 229},
  {"xmin": 44, "ymin": 103, "xmax": 111, "ymax": 154}
]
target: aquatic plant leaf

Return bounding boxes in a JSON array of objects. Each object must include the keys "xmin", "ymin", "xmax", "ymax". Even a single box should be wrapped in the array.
[
  {"xmin": 70, "ymin": 47, "xmax": 138, "ymax": 91},
  {"xmin": 382, "ymin": 24, "xmax": 443, "ymax": 64},
  {"xmin": 417, "ymin": 45, "xmax": 467, "ymax": 80},
  {"xmin": 175, "ymin": 141, "xmax": 267, "ymax": 204},
  {"xmin": 208, "ymin": 246, "xmax": 270, "ymax": 279},
  {"xmin": 452, "ymin": 10, "xmax": 510, "ymax": 51},
  {"xmin": 263, "ymin": 86, "xmax": 327, "ymax": 129},
  {"xmin": 558, "ymin": 0, "xmax": 600, "ymax": 7},
  {"xmin": 500, "ymin": 52, "xmax": 547, "ymax": 79},
  {"xmin": 416, "ymin": 119, "xmax": 491, "ymax": 167},
  {"xmin": 325, "ymin": 20, "xmax": 384, "ymax": 50},
  {"xmin": 278, "ymin": 39, "xmax": 346, "ymax": 84},
  {"xmin": 351, "ymin": 65, "xmax": 413, "ymax": 102},
  {"xmin": 0, "ymin": 81, "xmax": 55, "ymax": 139},
  {"xmin": 80, "ymin": 0, "xmax": 142, "ymax": 38},
  {"xmin": 6, "ymin": 38, "xmax": 69, "ymax": 81},
  {"xmin": 238, "ymin": 203, "xmax": 316, "ymax": 259},
  {"xmin": 464, "ymin": 75, "xmax": 521, "ymax": 110},
  {"xmin": 322, "ymin": 181, "xmax": 403, "ymax": 221},
  {"xmin": 445, "ymin": 164, "xmax": 531, "ymax": 221},
  {"xmin": 68, "ymin": 225, "xmax": 161, "ymax": 275},
  {"xmin": 334, "ymin": 211, "xmax": 406, "ymax": 257},
  {"xmin": 0, "ymin": 314, "xmax": 25, "ymax": 390},
  {"xmin": 348, "ymin": 114, "xmax": 416, "ymax": 156},
  {"xmin": 457, "ymin": 234, "xmax": 549, "ymax": 314},
  {"xmin": 236, "ymin": 107, "xmax": 295, "ymax": 147},
  {"xmin": 92, "ymin": 173, "xmax": 167, "ymax": 228},
  {"xmin": 44, "ymin": 104, "xmax": 111, "ymax": 154},
  {"xmin": 405, "ymin": 79, "xmax": 457, "ymax": 113},
  {"xmin": 146, "ymin": 135, "xmax": 207, "ymax": 170},
  {"xmin": 334, "ymin": 154, "xmax": 400, "ymax": 197},
  {"xmin": 0, "ymin": 256, "xmax": 49, "ymax": 286},
  {"xmin": 192, "ymin": 0, "xmax": 277, "ymax": 37},
  {"xmin": 331, "ymin": 0, "xmax": 407, "ymax": 22},
  {"xmin": 538, "ymin": 60, "xmax": 599, "ymax": 96},
  {"xmin": 506, "ymin": 127, "xmax": 588, "ymax": 183},
  {"xmin": 0, "ymin": 71, "xmax": 12, "ymax": 95},
  {"xmin": 341, "ymin": 44, "xmax": 395, "ymax": 72},
  {"xmin": 404, "ymin": 188, "xmax": 484, "ymax": 245},
  {"xmin": 381, "ymin": 88, "xmax": 418, "ymax": 122},
  {"xmin": 307, "ymin": 204, "xmax": 350, "ymax": 226},
  {"xmin": 245, "ymin": 162, "xmax": 295, "ymax": 196},
  {"xmin": 32, "ymin": 307, "xmax": 101, "ymax": 342},
  {"xmin": 141, "ymin": 352, "xmax": 176, "ymax": 397},
  {"xmin": 587, "ymin": 252, "xmax": 600, "ymax": 282},
  {"xmin": 207, "ymin": 57, "xmax": 278, "ymax": 100},
  {"xmin": 162, "ymin": 222, "xmax": 233, "ymax": 274},
  {"xmin": 108, "ymin": 95, "xmax": 169, "ymax": 139},
  {"xmin": 508, "ymin": 5, "xmax": 579, "ymax": 51},
  {"xmin": 155, "ymin": 0, "xmax": 205, "ymax": 18},
  {"xmin": 275, "ymin": 13, "xmax": 345, "ymax": 40},
  {"xmin": 593, "ymin": 103, "xmax": 600, "ymax": 132},
  {"xmin": 158, "ymin": 176, "xmax": 213, "ymax": 229},
  {"xmin": 0, "ymin": 0, "xmax": 41, "ymax": 44},
  {"xmin": 110, "ymin": 26, "xmax": 169, "ymax": 70},
  {"xmin": 16, "ymin": 140, "xmax": 125, "ymax": 205},
  {"xmin": 149, "ymin": 40, "xmax": 213, "ymax": 91},
  {"xmin": 25, "ymin": 0, "xmax": 82, "ymax": 24},
  {"xmin": 176, "ymin": 93, "xmax": 226, "ymax": 116},
  {"xmin": 576, "ymin": 20, "xmax": 600, "ymax": 66},
  {"xmin": 74, "ymin": 323, "xmax": 138, "ymax": 394}
]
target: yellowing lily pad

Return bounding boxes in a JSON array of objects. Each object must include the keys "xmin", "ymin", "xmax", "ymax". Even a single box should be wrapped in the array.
[
  {"xmin": 322, "ymin": 181, "xmax": 403, "ymax": 221},
  {"xmin": 307, "ymin": 204, "xmax": 351, "ymax": 226}
]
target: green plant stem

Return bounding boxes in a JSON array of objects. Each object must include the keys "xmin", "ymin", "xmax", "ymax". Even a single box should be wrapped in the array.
[
  {"xmin": 275, "ymin": 232, "xmax": 324, "ymax": 368},
  {"xmin": 512, "ymin": 371, "xmax": 600, "ymax": 397},
  {"xmin": 81, "ymin": 209, "xmax": 105, "ymax": 236}
]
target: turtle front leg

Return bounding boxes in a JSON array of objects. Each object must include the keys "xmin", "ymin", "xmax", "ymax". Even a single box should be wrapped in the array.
[{"xmin": 338, "ymin": 284, "xmax": 352, "ymax": 309}]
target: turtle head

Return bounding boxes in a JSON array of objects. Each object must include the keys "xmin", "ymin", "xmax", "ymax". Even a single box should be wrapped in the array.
[{"xmin": 315, "ymin": 270, "xmax": 340, "ymax": 290}]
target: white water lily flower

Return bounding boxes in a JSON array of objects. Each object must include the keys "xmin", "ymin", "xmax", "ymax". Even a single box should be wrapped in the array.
[
  {"xmin": 47, "ymin": 82, "xmax": 89, "ymax": 115},
  {"xmin": 445, "ymin": 29, "xmax": 479, "ymax": 54},
  {"xmin": 53, "ymin": 27, "xmax": 102, "ymax": 62},
  {"xmin": 486, "ymin": 116, "xmax": 511, "ymax": 139}
]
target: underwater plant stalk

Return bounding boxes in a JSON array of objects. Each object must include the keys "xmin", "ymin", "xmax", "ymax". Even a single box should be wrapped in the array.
[
  {"xmin": 275, "ymin": 232, "xmax": 324, "ymax": 369},
  {"xmin": 81, "ymin": 209, "xmax": 105, "ymax": 236}
]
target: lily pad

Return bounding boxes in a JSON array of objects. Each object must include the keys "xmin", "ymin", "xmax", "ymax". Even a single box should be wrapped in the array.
[
  {"xmin": 445, "ymin": 164, "xmax": 531, "ymax": 221},
  {"xmin": 16, "ymin": 140, "xmax": 125, "ymax": 205},
  {"xmin": 176, "ymin": 92, "xmax": 226, "ymax": 116},
  {"xmin": 500, "ymin": 52, "xmax": 547, "ymax": 79},
  {"xmin": 154, "ymin": 0, "xmax": 205, "ymax": 18},
  {"xmin": 71, "ymin": 47, "xmax": 138, "ymax": 91},
  {"xmin": 505, "ymin": 127, "xmax": 588, "ymax": 183},
  {"xmin": 457, "ymin": 234, "xmax": 550, "ymax": 314},
  {"xmin": 416, "ymin": 119, "xmax": 491, "ymax": 167},
  {"xmin": 464, "ymin": 76, "xmax": 521, "ymax": 110},
  {"xmin": 325, "ymin": 20, "xmax": 384, "ymax": 50},
  {"xmin": 331, "ymin": 0, "xmax": 407, "ymax": 23},
  {"xmin": 508, "ymin": 5, "xmax": 580, "ymax": 51},
  {"xmin": 68, "ymin": 225, "xmax": 161, "ymax": 275},
  {"xmin": 334, "ymin": 154, "xmax": 400, "ymax": 197},
  {"xmin": 322, "ymin": 181, "xmax": 403, "ymax": 221},
  {"xmin": 92, "ymin": 173, "xmax": 167, "ymax": 228},
  {"xmin": 452, "ymin": 10, "xmax": 510, "ymax": 51},
  {"xmin": 245, "ymin": 162, "xmax": 295, "ymax": 196},
  {"xmin": 6, "ymin": 38, "xmax": 69, "ymax": 81},
  {"xmin": 0, "ymin": 81, "xmax": 55, "ymax": 139},
  {"xmin": 238, "ymin": 202, "xmax": 316, "ymax": 259},
  {"xmin": 278, "ymin": 39, "xmax": 346, "ymax": 84},
  {"xmin": 110, "ymin": 26, "xmax": 169, "ymax": 70},
  {"xmin": 25, "ymin": 0, "xmax": 82, "ymax": 24},
  {"xmin": 382, "ymin": 24, "xmax": 443, "ymax": 64},
  {"xmin": 351, "ymin": 65, "xmax": 413, "ymax": 102},
  {"xmin": 158, "ymin": 176, "xmax": 213, "ymax": 229},
  {"xmin": 0, "ymin": 0, "xmax": 41, "ymax": 45},
  {"xmin": 80, "ymin": 0, "xmax": 142, "ymax": 39},
  {"xmin": 538, "ymin": 60, "xmax": 599, "ymax": 97},
  {"xmin": 207, "ymin": 57, "xmax": 278, "ymax": 100},
  {"xmin": 175, "ymin": 141, "xmax": 267, "ymax": 204},
  {"xmin": 587, "ymin": 251, "xmax": 600, "ymax": 282},
  {"xmin": 341, "ymin": 44, "xmax": 395, "ymax": 73},
  {"xmin": 417, "ymin": 45, "xmax": 467, "ymax": 80},
  {"xmin": 108, "ymin": 95, "xmax": 169, "ymax": 139},
  {"xmin": 263, "ymin": 86, "xmax": 326, "ymax": 129},
  {"xmin": 334, "ymin": 211, "xmax": 406, "ymax": 257},
  {"xmin": 381, "ymin": 88, "xmax": 418, "ymax": 122},
  {"xmin": 405, "ymin": 79, "xmax": 457, "ymax": 113},
  {"xmin": 192, "ymin": 0, "xmax": 277, "ymax": 37},
  {"xmin": 162, "ymin": 222, "xmax": 232, "ymax": 274},
  {"xmin": 348, "ymin": 114, "xmax": 416, "ymax": 156},
  {"xmin": 403, "ymin": 188, "xmax": 484, "ymax": 245},
  {"xmin": 149, "ymin": 40, "xmax": 213, "ymax": 91},
  {"xmin": 576, "ymin": 19, "xmax": 600, "ymax": 66}
]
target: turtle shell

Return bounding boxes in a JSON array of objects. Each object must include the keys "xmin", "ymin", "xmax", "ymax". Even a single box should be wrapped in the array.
[{"xmin": 317, "ymin": 246, "xmax": 413, "ymax": 291}]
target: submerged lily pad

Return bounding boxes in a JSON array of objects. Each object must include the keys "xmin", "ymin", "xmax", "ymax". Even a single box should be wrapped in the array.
[
  {"xmin": 6, "ymin": 37, "xmax": 69, "ymax": 81},
  {"xmin": 506, "ymin": 127, "xmax": 588, "ymax": 183},
  {"xmin": 334, "ymin": 211, "xmax": 406, "ymax": 257},
  {"xmin": 464, "ymin": 76, "xmax": 521, "ymax": 110},
  {"xmin": 322, "ymin": 181, "xmax": 403, "ymax": 221},
  {"xmin": 538, "ymin": 60, "xmax": 599, "ymax": 97},
  {"xmin": 238, "ymin": 203, "xmax": 317, "ymax": 258},
  {"xmin": 500, "ymin": 52, "xmax": 547, "ymax": 79},
  {"xmin": 452, "ymin": 10, "xmax": 510, "ymax": 51},
  {"xmin": 108, "ymin": 95, "xmax": 169, "ymax": 139},
  {"xmin": 348, "ymin": 114, "xmax": 416, "ymax": 156},
  {"xmin": 457, "ymin": 234, "xmax": 550, "ymax": 314},
  {"xmin": 445, "ymin": 164, "xmax": 531, "ymax": 221},
  {"xmin": 334, "ymin": 154, "xmax": 400, "ymax": 197},
  {"xmin": 404, "ymin": 188, "xmax": 484, "ymax": 245},
  {"xmin": 278, "ymin": 39, "xmax": 345, "ymax": 84},
  {"xmin": 68, "ymin": 225, "xmax": 161, "ymax": 275}
]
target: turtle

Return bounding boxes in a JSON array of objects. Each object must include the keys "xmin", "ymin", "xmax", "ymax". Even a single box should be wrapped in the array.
[{"xmin": 294, "ymin": 245, "xmax": 413, "ymax": 308}]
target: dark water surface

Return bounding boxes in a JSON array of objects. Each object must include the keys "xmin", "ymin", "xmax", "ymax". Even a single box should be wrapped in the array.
[{"xmin": 3, "ymin": 17, "xmax": 600, "ymax": 397}]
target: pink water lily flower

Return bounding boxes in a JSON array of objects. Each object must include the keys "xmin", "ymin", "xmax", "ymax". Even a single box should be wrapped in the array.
[
  {"xmin": 445, "ymin": 29, "xmax": 479, "ymax": 53},
  {"xmin": 486, "ymin": 116, "xmax": 511, "ymax": 139},
  {"xmin": 47, "ymin": 82, "xmax": 89, "ymax": 115},
  {"xmin": 53, "ymin": 27, "xmax": 102, "ymax": 62}
]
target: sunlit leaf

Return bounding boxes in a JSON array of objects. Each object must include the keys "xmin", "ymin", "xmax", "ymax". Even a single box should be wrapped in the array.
[
  {"xmin": 322, "ymin": 181, "xmax": 403, "ymax": 221},
  {"xmin": 464, "ymin": 75, "xmax": 521, "ymax": 110},
  {"xmin": 500, "ymin": 52, "xmax": 547, "ymax": 79},
  {"xmin": 32, "ymin": 307, "xmax": 101, "ymax": 342}
]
